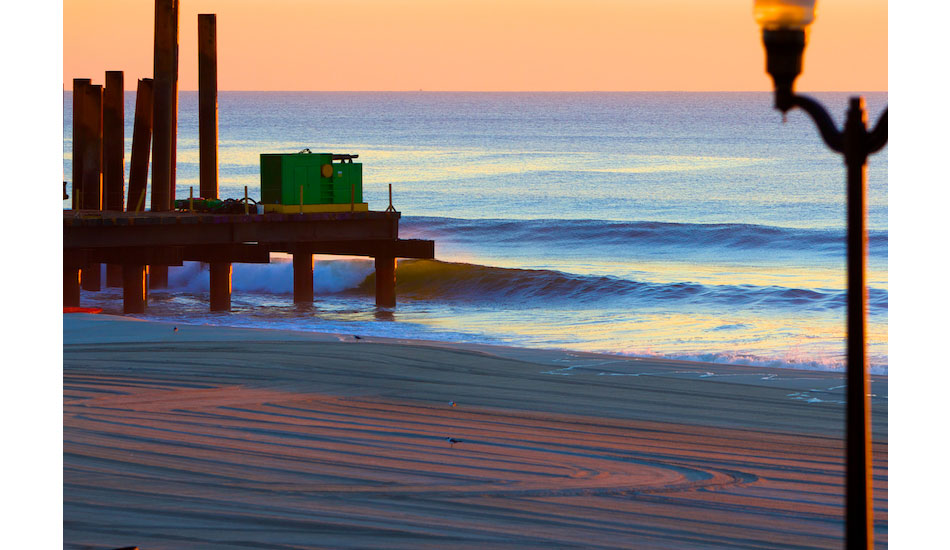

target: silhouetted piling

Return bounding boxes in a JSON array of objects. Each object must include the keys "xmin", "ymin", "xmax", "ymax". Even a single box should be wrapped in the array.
[
  {"xmin": 170, "ymin": 0, "xmax": 179, "ymax": 201},
  {"xmin": 64, "ymin": 267, "xmax": 81, "ymax": 308},
  {"xmin": 122, "ymin": 264, "xmax": 148, "ymax": 313},
  {"xmin": 71, "ymin": 78, "xmax": 90, "ymax": 210},
  {"xmin": 103, "ymin": 71, "xmax": 125, "ymax": 211},
  {"xmin": 150, "ymin": 0, "xmax": 179, "ymax": 289},
  {"xmin": 293, "ymin": 251, "xmax": 314, "ymax": 303},
  {"xmin": 209, "ymin": 262, "xmax": 231, "ymax": 311},
  {"xmin": 198, "ymin": 13, "xmax": 230, "ymax": 310},
  {"xmin": 80, "ymin": 84, "xmax": 103, "ymax": 291},
  {"xmin": 79, "ymin": 84, "xmax": 103, "ymax": 211},
  {"xmin": 375, "ymin": 256, "xmax": 396, "ymax": 307},
  {"xmin": 198, "ymin": 13, "xmax": 218, "ymax": 200},
  {"xmin": 104, "ymin": 71, "xmax": 125, "ymax": 287},
  {"xmin": 127, "ymin": 78, "xmax": 153, "ymax": 212},
  {"xmin": 151, "ymin": 0, "xmax": 173, "ymax": 212}
]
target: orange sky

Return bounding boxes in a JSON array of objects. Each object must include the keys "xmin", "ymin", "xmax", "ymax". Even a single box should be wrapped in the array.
[{"xmin": 64, "ymin": 0, "xmax": 886, "ymax": 91}]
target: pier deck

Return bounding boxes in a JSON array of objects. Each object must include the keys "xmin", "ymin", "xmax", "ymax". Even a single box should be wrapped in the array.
[{"xmin": 63, "ymin": 209, "xmax": 434, "ymax": 312}]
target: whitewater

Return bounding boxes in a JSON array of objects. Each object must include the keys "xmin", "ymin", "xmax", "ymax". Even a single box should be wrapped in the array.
[{"xmin": 63, "ymin": 92, "xmax": 888, "ymax": 373}]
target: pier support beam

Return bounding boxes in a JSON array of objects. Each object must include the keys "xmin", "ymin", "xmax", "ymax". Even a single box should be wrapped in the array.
[
  {"xmin": 80, "ymin": 84, "xmax": 103, "ymax": 211},
  {"xmin": 128, "ymin": 78, "xmax": 153, "ymax": 212},
  {"xmin": 198, "ymin": 13, "xmax": 218, "ymax": 200},
  {"xmin": 80, "ymin": 84, "xmax": 103, "ymax": 292},
  {"xmin": 152, "ymin": 0, "xmax": 178, "ymax": 212},
  {"xmin": 293, "ymin": 251, "xmax": 314, "ymax": 304},
  {"xmin": 122, "ymin": 264, "xmax": 149, "ymax": 314},
  {"xmin": 71, "ymin": 78, "xmax": 90, "ymax": 210},
  {"xmin": 150, "ymin": 0, "xmax": 179, "ymax": 290},
  {"xmin": 64, "ymin": 267, "xmax": 81, "ymax": 308},
  {"xmin": 198, "ymin": 15, "xmax": 229, "ymax": 312},
  {"xmin": 209, "ymin": 262, "xmax": 231, "ymax": 311},
  {"xmin": 103, "ymin": 71, "xmax": 125, "ymax": 212},
  {"xmin": 375, "ymin": 256, "xmax": 396, "ymax": 308},
  {"xmin": 104, "ymin": 71, "xmax": 125, "ymax": 287}
]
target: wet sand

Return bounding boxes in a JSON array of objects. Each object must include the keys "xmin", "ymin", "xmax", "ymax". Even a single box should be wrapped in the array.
[{"xmin": 64, "ymin": 314, "xmax": 888, "ymax": 549}]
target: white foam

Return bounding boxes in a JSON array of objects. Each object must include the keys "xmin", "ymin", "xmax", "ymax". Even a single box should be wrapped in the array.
[{"xmin": 166, "ymin": 259, "xmax": 374, "ymax": 295}]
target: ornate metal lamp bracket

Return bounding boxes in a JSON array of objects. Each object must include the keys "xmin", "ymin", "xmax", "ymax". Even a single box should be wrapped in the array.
[{"xmin": 785, "ymin": 94, "xmax": 888, "ymax": 158}]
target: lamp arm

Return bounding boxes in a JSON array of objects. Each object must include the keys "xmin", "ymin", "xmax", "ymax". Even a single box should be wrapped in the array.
[
  {"xmin": 867, "ymin": 108, "xmax": 888, "ymax": 154},
  {"xmin": 790, "ymin": 94, "xmax": 844, "ymax": 153}
]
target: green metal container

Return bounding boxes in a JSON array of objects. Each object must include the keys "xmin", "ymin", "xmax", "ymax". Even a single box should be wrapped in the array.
[
  {"xmin": 331, "ymin": 163, "xmax": 363, "ymax": 204},
  {"xmin": 260, "ymin": 152, "xmax": 362, "ymax": 205}
]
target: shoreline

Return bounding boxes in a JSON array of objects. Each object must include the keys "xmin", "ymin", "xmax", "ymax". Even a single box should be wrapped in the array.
[
  {"xmin": 66, "ymin": 311, "xmax": 889, "ymax": 378},
  {"xmin": 64, "ymin": 313, "xmax": 889, "ymax": 437}
]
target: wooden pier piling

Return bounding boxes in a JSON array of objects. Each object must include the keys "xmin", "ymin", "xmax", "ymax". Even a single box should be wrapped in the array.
[
  {"xmin": 170, "ymin": 0, "xmax": 179, "ymax": 200},
  {"xmin": 64, "ymin": 267, "xmax": 81, "ymax": 308},
  {"xmin": 151, "ymin": 0, "xmax": 177, "ymax": 213},
  {"xmin": 209, "ymin": 262, "xmax": 231, "ymax": 311},
  {"xmin": 103, "ymin": 71, "xmax": 125, "ymax": 212},
  {"xmin": 127, "ymin": 78, "xmax": 153, "ymax": 212},
  {"xmin": 104, "ymin": 71, "xmax": 125, "ymax": 287},
  {"xmin": 375, "ymin": 256, "xmax": 396, "ymax": 308},
  {"xmin": 150, "ymin": 0, "xmax": 180, "ymax": 289},
  {"xmin": 198, "ymin": 13, "xmax": 231, "ymax": 311},
  {"xmin": 71, "ymin": 78, "xmax": 91, "ymax": 210},
  {"xmin": 80, "ymin": 84, "xmax": 103, "ymax": 292},
  {"xmin": 79, "ymin": 84, "xmax": 103, "ymax": 211},
  {"xmin": 198, "ymin": 13, "xmax": 218, "ymax": 200},
  {"xmin": 122, "ymin": 265, "xmax": 149, "ymax": 313},
  {"xmin": 293, "ymin": 250, "xmax": 314, "ymax": 304}
]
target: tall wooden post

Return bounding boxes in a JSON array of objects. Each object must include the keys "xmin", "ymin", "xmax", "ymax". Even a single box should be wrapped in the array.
[
  {"xmin": 64, "ymin": 267, "xmax": 81, "ymax": 308},
  {"xmin": 198, "ymin": 14, "xmax": 218, "ymax": 200},
  {"xmin": 125, "ymin": 80, "xmax": 153, "ymax": 308},
  {"xmin": 170, "ymin": 0, "xmax": 179, "ymax": 201},
  {"xmin": 71, "ymin": 78, "xmax": 90, "ymax": 210},
  {"xmin": 198, "ymin": 13, "xmax": 230, "ymax": 311},
  {"xmin": 293, "ymin": 251, "xmax": 314, "ymax": 304},
  {"xmin": 103, "ymin": 71, "xmax": 125, "ymax": 287},
  {"xmin": 103, "ymin": 71, "xmax": 125, "ymax": 211},
  {"xmin": 375, "ymin": 256, "xmax": 396, "ymax": 308},
  {"xmin": 127, "ymin": 78, "xmax": 153, "ymax": 212},
  {"xmin": 150, "ymin": 0, "xmax": 179, "ymax": 288},
  {"xmin": 122, "ymin": 265, "xmax": 148, "ymax": 314},
  {"xmin": 209, "ymin": 262, "xmax": 232, "ymax": 311},
  {"xmin": 79, "ymin": 84, "xmax": 102, "ymax": 211},
  {"xmin": 80, "ymin": 84, "xmax": 103, "ymax": 292}
]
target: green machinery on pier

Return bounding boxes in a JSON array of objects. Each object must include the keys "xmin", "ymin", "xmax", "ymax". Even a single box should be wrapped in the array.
[{"xmin": 260, "ymin": 150, "xmax": 367, "ymax": 213}]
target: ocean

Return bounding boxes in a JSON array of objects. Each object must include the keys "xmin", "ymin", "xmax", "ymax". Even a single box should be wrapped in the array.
[{"xmin": 63, "ymin": 92, "xmax": 888, "ymax": 374}]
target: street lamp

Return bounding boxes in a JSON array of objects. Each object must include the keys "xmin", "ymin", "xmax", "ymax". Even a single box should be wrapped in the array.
[{"xmin": 753, "ymin": 1, "xmax": 887, "ymax": 549}]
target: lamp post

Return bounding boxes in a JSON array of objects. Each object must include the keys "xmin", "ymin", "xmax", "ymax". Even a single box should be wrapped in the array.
[{"xmin": 753, "ymin": 1, "xmax": 887, "ymax": 549}]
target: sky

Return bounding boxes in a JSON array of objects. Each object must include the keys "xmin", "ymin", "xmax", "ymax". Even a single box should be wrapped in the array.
[
  {"xmin": 63, "ymin": 0, "xmax": 887, "ymax": 91},
  {"xmin": 17, "ymin": 1, "xmax": 950, "ymax": 547}
]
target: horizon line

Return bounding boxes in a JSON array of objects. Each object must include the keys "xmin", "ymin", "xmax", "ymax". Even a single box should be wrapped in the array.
[{"xmin": 62, "ymin": 88, "xmax": 890, "ymax": 94}]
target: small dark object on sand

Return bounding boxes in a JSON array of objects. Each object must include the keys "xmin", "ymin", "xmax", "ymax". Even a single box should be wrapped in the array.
[
  {"xmin": 353, "ymin": 335, "xmax": 362, "ymax": 340},
  {"xmin": 446, "ymin": 437, "xmax": 461, "ymax": 447}
]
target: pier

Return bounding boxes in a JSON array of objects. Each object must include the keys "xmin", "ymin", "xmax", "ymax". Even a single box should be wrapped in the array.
[
  {"xmin": 64, "ymin": 0, "xmax": 434, "ymax": 315},
  {"xmin": 63, "ymin": 209, "xmax": 433, "ymax": 313}
]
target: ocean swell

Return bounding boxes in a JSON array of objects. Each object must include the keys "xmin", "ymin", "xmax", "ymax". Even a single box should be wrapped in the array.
[
  {"xmin": 401, "ymin": 216, "xmax": 888, "ymax": 257},
  {"xmin": 358, "ymin": 259, "xmax": 887, "ymax": 312}
]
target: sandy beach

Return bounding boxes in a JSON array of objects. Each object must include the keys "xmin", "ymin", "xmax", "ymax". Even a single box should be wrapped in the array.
[{"xmin": 63, "ymin": 313, "xmax": 888, "ymax": 549}]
